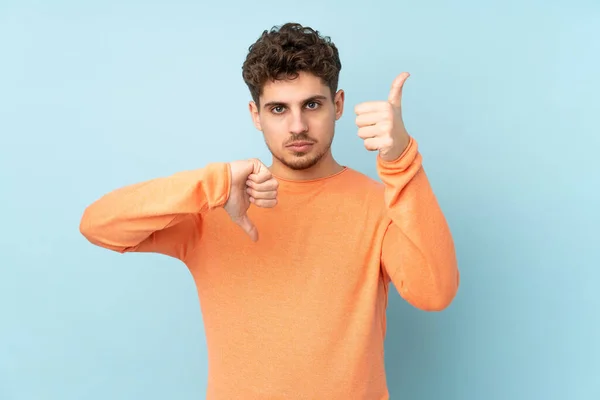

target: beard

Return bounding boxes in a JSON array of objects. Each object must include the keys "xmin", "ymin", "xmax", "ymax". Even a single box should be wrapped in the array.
[{"xmin": 264, "ymin": 131, "xmax": 334, "ymax": 171}]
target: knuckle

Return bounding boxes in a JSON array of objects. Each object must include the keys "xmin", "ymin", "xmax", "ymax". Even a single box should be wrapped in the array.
[{"xmin": 267, "ymin": 198, "xmax": 277, "ymax": 207}]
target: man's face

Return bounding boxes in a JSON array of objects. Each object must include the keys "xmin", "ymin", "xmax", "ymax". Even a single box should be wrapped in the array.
[{"xmin": 249, "ymin": 71, "xmax": 344, "ymax": 171}]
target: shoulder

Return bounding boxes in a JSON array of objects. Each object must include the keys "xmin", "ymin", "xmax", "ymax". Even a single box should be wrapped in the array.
[
  {"xmin": 334, "ymin": 167, "xmax": 385, "ymax": 202},
  {"xmin": 342, "ymin": 167, "xmax": 384, "ymax": 190},
  {"xmin": 329, "ymin": 168, "xmax": 389, "ymax": 224}
]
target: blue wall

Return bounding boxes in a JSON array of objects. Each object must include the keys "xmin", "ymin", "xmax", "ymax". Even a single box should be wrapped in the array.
[{"xmin": 1, "ymin": 1, "xmax": 598, "ymax": 399}]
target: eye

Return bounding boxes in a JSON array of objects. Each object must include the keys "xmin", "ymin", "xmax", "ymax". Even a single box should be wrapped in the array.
[
  {"xmin": 271, "ymin": 106, "xmax": 285, "ymax": 114},
  {"xmin": 306, "ymin": 101, "xmax": 320, "ymax": 109}
]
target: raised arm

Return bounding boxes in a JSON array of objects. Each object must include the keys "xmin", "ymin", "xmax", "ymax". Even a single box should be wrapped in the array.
[
  {"xmin": 79, "ymin": 162, "xmax": 231, "ymax": 260},
  {"xmin": 377, "ymin": 138, "xmax": 459, "ymax": 311},
  {"xmin": 355, "ymin": 72, "xmax": 459, "ymax": 311}
]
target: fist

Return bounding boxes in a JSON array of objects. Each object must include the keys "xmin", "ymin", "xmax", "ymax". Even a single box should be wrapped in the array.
[
  {"xmin": 355, "ymin": 72, "xmax": 411, "ymax": 162},
  {"xmin": 224, "ymin": 159, "xmax": 278, "ymax": 241}
]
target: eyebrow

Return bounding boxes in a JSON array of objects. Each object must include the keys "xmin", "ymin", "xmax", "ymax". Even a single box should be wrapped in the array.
[{"xmin": 263, "ymin": 95, "xmax": 328, "ymax": 109}]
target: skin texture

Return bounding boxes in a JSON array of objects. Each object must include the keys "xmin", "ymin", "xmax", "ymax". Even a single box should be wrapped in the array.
[
  {"xmin": 225, "ymin": 71, "xmax": 412, "ymax": 241},
  {"xmin": 248, "ymin": 71, "xmax": 346, "ymax": 181},
  {"xmin": 225, "ymin": 159, "xmax": 278, "ymax": 242},
  {"xmin": 355, "ymin": 72, "xmax": 411, "ymax": 161}
]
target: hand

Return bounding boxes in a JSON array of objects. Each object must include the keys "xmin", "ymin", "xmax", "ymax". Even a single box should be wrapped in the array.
[
  {"xmin": 355, "ymin": 72, "xmax": 411, "ymax": 162},
  {"xmin": 225, "ymin": 159, "xmax": 278, "ymax": 241}
]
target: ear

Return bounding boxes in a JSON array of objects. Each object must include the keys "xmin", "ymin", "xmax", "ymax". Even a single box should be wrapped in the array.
[
  {"xmin": 248, "ymin": 101, "xmax": 262, "ymax": 131},
  {"xmin": 334, "ymin": 89, "xmax": 345, "ymax": 121}
]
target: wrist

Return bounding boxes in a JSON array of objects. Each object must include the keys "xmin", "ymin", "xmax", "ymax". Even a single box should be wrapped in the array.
[{"xmin": 379, "ymin": 136, "xmax": 411, "ymax": 163}]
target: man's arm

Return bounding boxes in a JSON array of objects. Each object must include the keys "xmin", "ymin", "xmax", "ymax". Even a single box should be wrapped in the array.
[
  {"xmin": 377, "ymin": 137, "xmax": 459, "ymax": 311},
  {"xmin": 354, "ymin": 72, "xmax": 458, "ymax": 310},
  {"xmin": 79, "ymin": 162, "xmax": 231, "ymax": 260}
]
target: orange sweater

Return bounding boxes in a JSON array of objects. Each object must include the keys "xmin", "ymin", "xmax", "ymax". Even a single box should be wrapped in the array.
[{"xmin": 79, "ymin": 137, "xmax": 459, "ymax": 399}]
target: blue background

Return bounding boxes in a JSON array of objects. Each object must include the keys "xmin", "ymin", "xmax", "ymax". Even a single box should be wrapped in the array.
[{"xmin": 1, "ymin": 0, "xmax": 599, "ymax": 399}]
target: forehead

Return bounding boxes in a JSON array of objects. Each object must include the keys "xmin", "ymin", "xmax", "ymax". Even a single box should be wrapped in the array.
[{"xmin": 260, "ymin": 71, "xmax": 331, "ymax": 103}]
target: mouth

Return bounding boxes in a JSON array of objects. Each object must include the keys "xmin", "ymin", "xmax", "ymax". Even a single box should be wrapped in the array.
[{"xmin": 286, "ymin": 141, "xmax": 315, "ymax": 152}]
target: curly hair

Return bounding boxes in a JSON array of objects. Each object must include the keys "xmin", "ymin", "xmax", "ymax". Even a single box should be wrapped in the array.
[{"xmin": 242, "ymin": 22, "xmax": 342, "ymax": 107}]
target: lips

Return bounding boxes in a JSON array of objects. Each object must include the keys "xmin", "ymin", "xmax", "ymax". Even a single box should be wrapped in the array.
[
  {"xmin": 287, "ymin": 141, "xmax": 314, "ymax": 147},
  {"xmin": 286, "ymin": 141, "xmax": 314, "ymax": 152}
]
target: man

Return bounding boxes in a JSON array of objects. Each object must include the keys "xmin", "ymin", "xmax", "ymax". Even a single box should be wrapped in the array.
[{"xmin": 80, "ymin": 22, "xmax": 459, "ymax": 400}]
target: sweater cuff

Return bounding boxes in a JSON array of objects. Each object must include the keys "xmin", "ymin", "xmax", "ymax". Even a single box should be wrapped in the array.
[
  {"xmin": 202, "ymin": 162, "xmax": 231, "ymax": 209},
  {"xmin": 376, "ymin": 136, "xmax": 419, "ymax": 173}
]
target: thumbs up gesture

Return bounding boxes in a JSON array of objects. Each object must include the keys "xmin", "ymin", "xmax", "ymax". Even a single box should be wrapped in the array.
[
  {"xmin": 225, "ymin": 159, "xmax": 278, "ymax": 242},
  {"xmin": 354, "ymin": 72, "xmax": 411, "ymax": 162}
]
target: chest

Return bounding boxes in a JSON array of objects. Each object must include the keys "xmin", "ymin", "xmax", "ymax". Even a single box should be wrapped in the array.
[{"xmin": 188, "ymin": 201, "xmax": 386, "ymax": 292}]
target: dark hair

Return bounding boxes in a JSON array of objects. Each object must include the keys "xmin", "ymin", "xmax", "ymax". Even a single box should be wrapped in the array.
[{"xmin": 242, "ymin": 22, "xmax": 342, "ymax": 106}]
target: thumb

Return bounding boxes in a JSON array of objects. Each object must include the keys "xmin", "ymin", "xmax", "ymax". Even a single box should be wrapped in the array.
[
  {"xmin": 388, "ymin": 72, "xmax": 410, "ymax": 108},
  {"xmin": 247, "ymin": 158, "xmax": 273, "ymax": 183},
  {"xmin": 235, "ymin": 214, "xmax": 258, "ymax": 242},
  {"xmin": 249, "ymin": 158, "xmax": 266, "ymax": 175}
]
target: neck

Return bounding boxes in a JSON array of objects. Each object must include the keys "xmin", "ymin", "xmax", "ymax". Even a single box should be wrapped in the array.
[{"xmin": 269, "ymin": 151, "xmax": 344, "ymax": 181}]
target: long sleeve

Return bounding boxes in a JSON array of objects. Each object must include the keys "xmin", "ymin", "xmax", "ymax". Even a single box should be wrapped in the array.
[
  {"xmin": 79, "ymin": 162, "xmax": 231, "ymax": 260},
  {"xmin": 377, "ymin": 137, "xmax": 459, "ymax": 311}
]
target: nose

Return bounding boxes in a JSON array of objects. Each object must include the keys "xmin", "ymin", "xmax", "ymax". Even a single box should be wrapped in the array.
[{"xmin": 289, "ymin": 110, "xmax": 308, "ymax": 134}]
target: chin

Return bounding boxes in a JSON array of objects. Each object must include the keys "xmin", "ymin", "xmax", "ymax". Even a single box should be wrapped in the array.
[
  {"xmin": 278, "ymin": 149, "xmax": 326, "ymax": 171},
  {"xmin": 283, "ymin": 157, "xmax": 321, "ymax": 170},
  {"xmin": 265, "ymin": 137, "xmax": 332, "ymax": 171}
]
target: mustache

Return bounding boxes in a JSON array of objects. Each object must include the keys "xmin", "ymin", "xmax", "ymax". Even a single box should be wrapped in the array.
[{"xmin": 284, "ymin": 133, "xmax": 316, "ymax": 145}]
